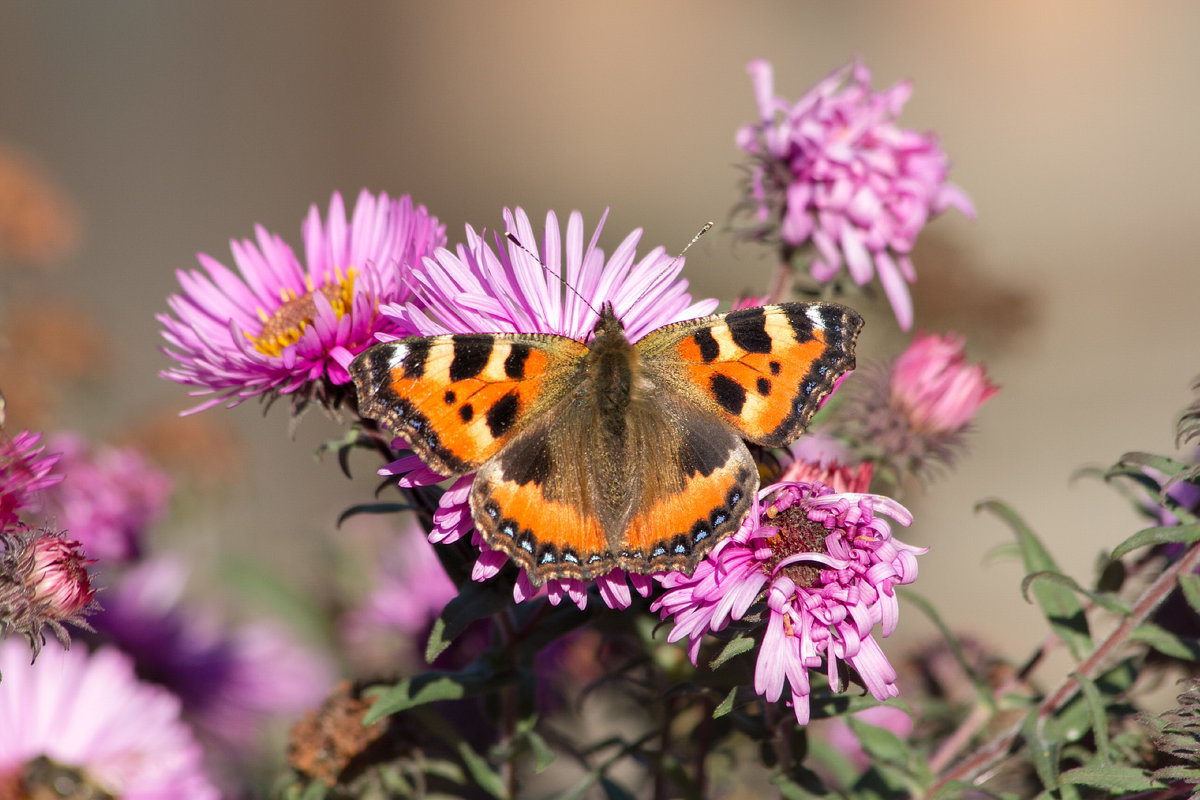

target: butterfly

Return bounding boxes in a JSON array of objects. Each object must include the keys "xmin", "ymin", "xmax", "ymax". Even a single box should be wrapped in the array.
[{"xmin": 350, "ymin": 301, "xmax": 862, "ymax": 587}]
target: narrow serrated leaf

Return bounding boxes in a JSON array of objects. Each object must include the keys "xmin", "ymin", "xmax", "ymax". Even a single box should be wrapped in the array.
[
  {"xmin": 1059, "ymin": 764, "xmax": 1164, "ymax": 791},
  {"xmin": 709, "ymin": 633, "xmax": 755, "ymax": 670},
  {"xmin": 1111, "ymin": 522, "xmax": 1200, "ymax": 560},
  {"xmin": 1129, "ymin": 623, "xmax": 1200, "ymax": 660},
  {"xmin": 978, "ymin": 501, "xmax": 1091, "ymax": 659}
]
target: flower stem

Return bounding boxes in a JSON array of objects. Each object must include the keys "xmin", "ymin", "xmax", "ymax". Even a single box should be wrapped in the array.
[{"xmin": 929, "ymin": 539, "xmax": 1200, "ymax": 794}]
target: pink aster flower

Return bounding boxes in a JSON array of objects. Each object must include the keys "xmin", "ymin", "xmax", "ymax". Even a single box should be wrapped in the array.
[
  {"xmin": 92, "ymin": 558, "xmax": 333, "ymax": 754},
  {"xmin": 159, "ymin": 189, "xmax": 445, "ymax": 412},
  {"xmin": 736, "ymin": 58, "xmax": 974, "ymax": 330},
  {"xmin": 0, "ymin": 528, "xmax": 97, "ymax": 659},
  {"xmin": 652, "ymin": 480, "xmax": 922, "ymax": 725},
  {"xmin": 0, "ymin": 430, "xmax": 62, "ymax": 528},
  {"xmin": 36, "ymin": 433, "xmax": 171, "ymax": 564},
  {"xmin": 890, "ymin": 332, "xmax": 998, "ymax": 433},
  {"xmin": 0, "ymin": 638, "xmax": 219, "ymax": 799},
  {"xmin": 831, "ymin": 331, "xmax": 997, "ymax": 479},
  {"xmin": 377, "ymin": 207, "xmax": 718, "ymax": 611}
]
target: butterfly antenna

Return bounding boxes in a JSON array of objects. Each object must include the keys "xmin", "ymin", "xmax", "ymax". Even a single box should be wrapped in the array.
[
  {"xmin": 505, "ymin": 231, "xmax": 601, "ymax": 319},
  {"xmin": 631, "ymin": 221, "xmax": 714, "ymax": 310}
]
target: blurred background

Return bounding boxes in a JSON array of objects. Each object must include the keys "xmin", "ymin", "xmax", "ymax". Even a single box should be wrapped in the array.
[{"xmin": 1, "ymin": 1, "xmax": 1198, "ymax": 663}]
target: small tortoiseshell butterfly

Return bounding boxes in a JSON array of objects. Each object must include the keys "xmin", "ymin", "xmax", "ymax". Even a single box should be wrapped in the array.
[{"xmin": 350, "ymin": 301, "xmax": 862, "ymax": 586}]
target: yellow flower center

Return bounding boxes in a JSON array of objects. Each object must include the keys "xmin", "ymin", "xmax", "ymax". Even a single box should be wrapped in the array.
[{"xmin": 249, "ymin": 268, "xmax": 356, "ymax": 357}]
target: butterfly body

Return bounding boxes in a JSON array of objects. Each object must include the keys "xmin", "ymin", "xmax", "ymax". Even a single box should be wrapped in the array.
[{"xmin": 351, "ymin": 302, "xmax": 862, "ymax": 586}]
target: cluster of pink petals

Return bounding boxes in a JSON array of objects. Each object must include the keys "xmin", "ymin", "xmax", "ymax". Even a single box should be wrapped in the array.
[
  {"xmin": 37, "ymin": 433, "xmax": 172, "ymax": 563},
  {"xmin": 159, "ymin": 190, "xmax": 445, "ymax": 411},
  {"xmin": 652, "ymin": 481, "xmax": 923, "ymax": 725},
  {"xmin": 890, "ymin": 332, "xmax": 998, "ymax": 433},
  {"xmin": 0, "ymin": 638, "xmax": 220, "ymax": 799},
  {"xmin": 736, "ymin": 58, "xmax": 974, "ymax": 330},
  {"xmin": 377, "ymin": 207, "xmax": 718, "ymax": 611},
  {"xmin": 0, "ymin": 430, "xmax": 62, "ymax": 529}
]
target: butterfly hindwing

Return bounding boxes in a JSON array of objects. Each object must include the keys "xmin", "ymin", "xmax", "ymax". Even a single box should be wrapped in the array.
[
  {"xmin": 638, "ymin": 302, "xmax": 863, "ymax": 447},
  {"xmin": 470, "ymin": 379, "xmax": 757, "ymax": 584},
  {"xmin": 350, "ymin": 332, "xmax": 588, "ymax": 476}
]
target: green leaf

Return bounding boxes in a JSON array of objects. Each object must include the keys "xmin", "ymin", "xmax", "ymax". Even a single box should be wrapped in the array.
[
  {"xmin": 709, "ymin": 633, "xmax": 755, "ymax": 670},
  {"xmin": 1152, "ymin": 764, "xmax": 1200, "ymax": 782},
  {"xmin": 364, "ymin": 659, "xmax": 516, "ymax": 722},
  {"xmin": 1018, "ymin": 571, "xmax": 1130, "ymax": 616},
  {"xmin": 770, "ymin": 772, "xmax": 827, "ymax": 799},
  {"xmin": 1059, "ymin": 764, "xmax": 1164, "ymax": 791},
  {"xmin": 1109, "ymin": 451, "xmax": 1193, "ymax": 480},
  {"xmin": 978, "ymin": 500, "xmax": 1092, "ymax": 659},
  {"xmin": 1179, "ymin": 572, "xmax": 1200, "ymax": 617},
  {"xmin": 336, "ymin": 501, "xmax": 415, "ymax": 527},
  {"xmin": 598, "ymin": 777, "xmax": 637, "ymax": 800},
  {"xmin": 425, "ymin": 578, "xmax": 512, "ymax": 663},
  {"xmin": 902, "ymin": 591, "xmax": 995, "ymax": 711},
  {"xmin": 1110, "ymin": 522, "xmax": 1200, "ymax": 560},
  {"xmin": 1129, "ymin": 623, "xmax": 1200, "ymax": 660},
  {"xmin": 713, "ymin": 686, "xmax": 738, "ymax": 718},
  {"xmin": 930, "ymin": 781, "xmax": 1018, "ymax": 800},
  {"xmin": 515, "ymin": 716, "xmax": 556, "ymax": 772},
  {"xmin": 457, "ymin": 740, "xmax": 508, "ymax": 799},
  {"xmin": 1020, "ymin": 706, "xmax": 1060, "ymax": 791},
  {"xmin": 847, "ymin": 713, "xmax": 910, "ymax": 762},
  {"xmin": 1072, "ymin": 671, "xmax": 1110, "ymax": 762}
]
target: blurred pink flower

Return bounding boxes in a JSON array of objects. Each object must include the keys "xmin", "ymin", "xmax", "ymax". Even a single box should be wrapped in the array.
[
  {"xmin": 653, "ymin": 481, "xmax": 922, "ymax": 725},
  {"xmin": 0, "ymin": 638, "xmax": 219, "ymax": 800},
  {"xmin": 0, "ymin": 528, "xmax": 97, "ymax": 660},
  {"xmin": 38, "ymin": 433, "xmax": 171, "ymax": 563},
  {"xmin": 93, "ymin": 558, "xmax": 333, "ymax": 753},
  {"xmin": 736, "ymin": 58, "xmax": 974, "ymax": 330},
  {"xmin": 831, "ymin": 331, "xmax": 996, "ymax": 480},
  {"xmin": 376, "ymin": 207, "xmax": 718, "ymax": 611},
  {"xmin": 0, "ymin": 430, "xmax": 61, "ymax": 528},
  {"xmin": 890, "ymin": 332, "xmax": 999, "ymax": 433},
  {"xmin": 159, "ymin": 189, "xmax": 444, "ymax": 411}
]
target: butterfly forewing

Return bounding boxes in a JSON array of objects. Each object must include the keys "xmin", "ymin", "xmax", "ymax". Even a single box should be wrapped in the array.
[
  {"xmin": 639, "ymin": 303, "xmax": 863, "ymax": 447},
  {"xmin": 350, "ymin": 332, "xmax": 588, "ymax": 477}
]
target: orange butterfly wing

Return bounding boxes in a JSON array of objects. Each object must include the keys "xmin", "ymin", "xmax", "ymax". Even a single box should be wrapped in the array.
[
  {"xmin": 350, "ymin": 332, "xmax": 587, "ymax": 477},
  {"xmin": 639, "ymin": 302, "xmax": 863, "ymax": 447}
]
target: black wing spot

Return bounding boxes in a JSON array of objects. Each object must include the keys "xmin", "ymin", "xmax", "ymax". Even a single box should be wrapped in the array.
[
  {"xmin": 449, "ymin": 336, "xmax": 494, "ymax": 381},
  {"xmin": 692, "ymin": 327, "xmax": 720, "ymax": 362},
  {"xmin": 444, "ymin": 389, "xmax": 456, "ymax": 404},
  {"xmin": 459, "ymin": 403, "xmax": 474, "ymax": 423},
  {"xmin": 485, "ymin": 391, "xmax": 520, "ymax": 438},
  {"xmin": 769, "ymin": 360, "xmax": 782, "ymax": 375},
  {"xmin": 710, "ymin": 373, "xmax": 747, "ymax": 416},
  {"xmin": 505, "ymin": 343, "xmax": 532, "ymax": 379},
  {"xmin": 727, "ymin": 307, "xmax": 773, "ymax": 354},
  {"xmin": 756, "ymin": 377, "xmax": 771, "ymax": 396}
]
